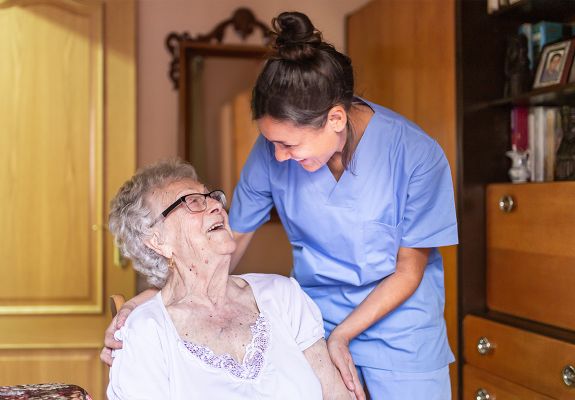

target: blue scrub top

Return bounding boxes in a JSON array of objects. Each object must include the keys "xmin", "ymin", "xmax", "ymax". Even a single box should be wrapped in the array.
[{"xmin": 229, "ymin": 100, "xmax": 458, "ymax": 372}]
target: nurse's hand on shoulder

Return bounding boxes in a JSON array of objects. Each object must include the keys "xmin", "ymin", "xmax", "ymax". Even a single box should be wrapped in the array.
[
  {"xmin": 100, "ymin": 288, "xmax": 158, "ymax": 366},
  {"xmin": 327, "ymin": 332, "xmax": 366, "ymax": 400},
  {"xmin": 99, "ymin": 302, "xmax": 135, "ymax": 367}
]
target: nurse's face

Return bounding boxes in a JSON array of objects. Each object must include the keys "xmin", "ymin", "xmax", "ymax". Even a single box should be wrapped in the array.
[{"xmin": 257, "ymin": 107, "xmax": 347, "ymax": 172}]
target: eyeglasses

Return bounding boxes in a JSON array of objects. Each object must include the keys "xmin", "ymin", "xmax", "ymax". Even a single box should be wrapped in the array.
[{"xmin": 149, "ymin": 190, "xmax": 226, "ymax": 227}]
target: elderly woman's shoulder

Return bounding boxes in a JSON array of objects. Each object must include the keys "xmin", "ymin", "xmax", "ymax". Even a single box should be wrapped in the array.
[
  {"xmin": 124, "ymin": 293, "xmax": 166, "ymax": 328},
  {"xmin": 235, "ymin": 273, "xmax": 292, "ymax": 286},
  {"xmin": 234, "ymin": 273, "xmax": 303, "ymax": 298},
  {"xmin": 113, "ymin": 294, "xmax": 168, "ymax": 346}
]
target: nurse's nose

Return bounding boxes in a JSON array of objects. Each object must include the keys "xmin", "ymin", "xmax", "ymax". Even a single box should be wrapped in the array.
[{"xmin": 274, "ymin": 145, "xmax": 290, "ymax": 162}]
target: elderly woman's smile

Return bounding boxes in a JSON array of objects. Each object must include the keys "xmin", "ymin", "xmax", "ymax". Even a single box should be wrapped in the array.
[
  {"xmin": 149, "ymin": 178, "xmax": 237, "ymax": 261},
  {"xmin": 206, "ymin": 222, "xmax": 224, "ymax": 233}
]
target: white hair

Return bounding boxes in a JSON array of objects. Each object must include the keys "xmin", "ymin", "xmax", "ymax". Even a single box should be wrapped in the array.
[{"xmin": 108, "ymin": 159, "xmax": 198, "ymax": 288}]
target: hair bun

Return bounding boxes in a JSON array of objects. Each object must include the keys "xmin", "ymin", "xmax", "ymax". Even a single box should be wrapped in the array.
[{"xmin": 272, "ymin": 12, "xmax": 322, "ymax": 60}]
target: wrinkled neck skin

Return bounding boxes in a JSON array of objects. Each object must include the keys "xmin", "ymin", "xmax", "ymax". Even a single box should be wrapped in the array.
[{"xmin": 161, "ymin": 253, "xmax": 235, "ymax": 311}]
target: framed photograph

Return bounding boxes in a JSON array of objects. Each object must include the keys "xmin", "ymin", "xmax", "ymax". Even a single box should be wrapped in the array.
[
  {"xmin": 568, "ymin": 49, "xmax": 575, "ymax": 83},
  {"xmin": 533, "ymin": 39, "xmax": 575, "ymax": 89}
]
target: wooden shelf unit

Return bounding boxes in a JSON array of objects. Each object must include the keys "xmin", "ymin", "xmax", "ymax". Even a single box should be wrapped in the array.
[
  {"xmin": 457, "ymin": 1, "xmax": 575, "ymax": 399},
  {"xmin": 489, "ymin": 0, "xmax": 575, "ymax": 23}
]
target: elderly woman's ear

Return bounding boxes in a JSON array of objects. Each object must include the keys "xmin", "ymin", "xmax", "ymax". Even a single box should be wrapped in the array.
[{"xmin": 144, "ymin": 231, "xmax": 173, "ymax": 259}]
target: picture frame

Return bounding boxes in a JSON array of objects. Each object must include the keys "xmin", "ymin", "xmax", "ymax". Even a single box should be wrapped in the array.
[
  {"xmin": 533, "ymin": 39, "xmax": 575, "ymax": 89},
  {"xmin": 568, "ymin": 48, "xmax": 575, "ymax": 84}
]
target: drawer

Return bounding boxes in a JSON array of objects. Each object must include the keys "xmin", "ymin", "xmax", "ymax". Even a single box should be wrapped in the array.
[
  {"xmin": 464, "ymin": 315, "xmax": 575, "ymax": 399},
  {"xmin": 464, "ymin": 364, "xmax": 553, "ymax": 400},
  {"xmin": 486, "ymin": 182, "xmax": 575, "ymax": 330}
]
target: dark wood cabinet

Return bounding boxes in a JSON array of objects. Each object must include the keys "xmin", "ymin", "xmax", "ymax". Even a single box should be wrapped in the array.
[{"xmin": 457, "ymin": 1, "xmax": 575, "ymax": 398}]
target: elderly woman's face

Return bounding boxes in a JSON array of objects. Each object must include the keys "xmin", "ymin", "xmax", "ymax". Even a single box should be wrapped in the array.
[{"xmin": 149, "ymin": 178, "xmax": 236, "ymax": 261}]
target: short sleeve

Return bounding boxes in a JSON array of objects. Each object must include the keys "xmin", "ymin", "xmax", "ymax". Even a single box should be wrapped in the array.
[
  {"xmin": 229, "ymin": 135, "xmax": 275, "ymax": 233},
  {"xmin": 107, "ymin": 314, "xmax": 170, "ymax": 399},
  {"xmin": 400, "ymin": 141, "xmax": 458, "ymax": 248},
  {"xmin": 282, "ymin": 277, "xmax": 325, "ymax": 351}
]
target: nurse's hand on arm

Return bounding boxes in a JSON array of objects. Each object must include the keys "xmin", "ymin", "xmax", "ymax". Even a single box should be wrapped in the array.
[
  {"xmin": 100, "ymin": 288, "xmax": 158, "ymax": 366},
  {"xmin": 326, "ymin": 247, "xmax": 431, "ymax": 397},
  {"xmin": 304, "ymin": 338, "xmax": 358, "ymax": 400}
]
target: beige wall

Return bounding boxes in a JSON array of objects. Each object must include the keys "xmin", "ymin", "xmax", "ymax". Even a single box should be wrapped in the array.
[{"xmin": 137, "ymin": 0, "xmax": 371, "ymax": 166}]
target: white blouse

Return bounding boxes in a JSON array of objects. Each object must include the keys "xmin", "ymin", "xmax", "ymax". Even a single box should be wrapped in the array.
[{"xmin": 107, "ymin": 274, "xmax": 324, "ymax": 399}]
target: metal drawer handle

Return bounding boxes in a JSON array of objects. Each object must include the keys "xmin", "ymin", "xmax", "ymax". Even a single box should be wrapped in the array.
[
  {"xmin": 498, "ymin": 195, "xmax": 515, "ymax": 213},
  {"xmin": 563, "ymin": 365, "xmax": 575, "ymax": 387},
  {"xmin": 477, "ymin": 337, "xmax": 493, "ymax": 355},
  {"xmin": 475, "ymin": 388, "xmax": 492, "ymax": 400}
]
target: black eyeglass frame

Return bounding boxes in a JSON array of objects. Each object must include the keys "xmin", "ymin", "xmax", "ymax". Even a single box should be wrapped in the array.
[{"xmin": 149, "ymin": 190, "xmax": 226, "ymax": 227}]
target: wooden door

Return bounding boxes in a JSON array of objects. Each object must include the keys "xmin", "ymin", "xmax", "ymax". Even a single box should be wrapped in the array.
[
  {"xmin": 346, "ymin": 0, "xmax": 458, "ymax": 394},
  {"xmin": 0, "ymin": 0, "xmax": 136, "ymax": 397}
]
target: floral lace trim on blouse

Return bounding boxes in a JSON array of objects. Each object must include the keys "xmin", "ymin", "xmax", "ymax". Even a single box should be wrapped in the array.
[{"xmin": 183, "ymin": 314, "xmax": 270, "ymax": 380}]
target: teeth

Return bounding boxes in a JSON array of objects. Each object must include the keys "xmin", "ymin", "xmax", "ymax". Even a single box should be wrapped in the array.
[{"xmin": 207, "ymin": 223, "xmax": 223, "ymax": 232}]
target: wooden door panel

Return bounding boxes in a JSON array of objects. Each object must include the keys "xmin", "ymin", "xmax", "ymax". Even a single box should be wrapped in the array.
[
  {"xmin": 0, "ymin": 0, "xmax": 136, "ymax": 396},
  {"xmin": 0, "ymin": 348, "xmax": 105, "ymax": 399},
  {"xmin": 0, "ymin": 0, "xmax": 103, "ymax": 313}
]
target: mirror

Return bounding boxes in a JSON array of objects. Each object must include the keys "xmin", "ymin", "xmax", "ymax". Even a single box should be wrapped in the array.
[
  {"xmin": 166, "ymin": 8, "xmax": 270, "ymax": 196},
  {"xmin": 165, "ymin": 8, "xmax": 293, "ymax": 278}
]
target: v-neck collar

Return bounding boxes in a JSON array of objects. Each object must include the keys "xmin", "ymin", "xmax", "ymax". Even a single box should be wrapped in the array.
[
  {"xmin": 305, "ymin": 98, "xmax": 377, "ymax": 208},
  {"xmin": 157, "ymin": 280, "xmax": 271, "ymax": 380}
]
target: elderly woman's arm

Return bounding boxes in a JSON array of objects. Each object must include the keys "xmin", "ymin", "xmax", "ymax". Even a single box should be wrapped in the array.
[
  {"xmin": 304, "ymin": 339, "xmax": 359, "ymax": 400},
  {"xmin": 274, "ymin": 276, "xmax": 363, "ymax": 399}
]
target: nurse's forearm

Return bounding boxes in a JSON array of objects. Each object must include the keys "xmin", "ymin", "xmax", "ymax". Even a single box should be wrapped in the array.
[
  {"xmin": 331, "ymin": 247, "xmax": 430, "ymax": 341},
  {"xmin": 125, "ymin": 288, "xmax": 157, "ymax": 309},
  {"xmin": 230, "ymin": 230, "xmax": 255, "ymax": 272}
]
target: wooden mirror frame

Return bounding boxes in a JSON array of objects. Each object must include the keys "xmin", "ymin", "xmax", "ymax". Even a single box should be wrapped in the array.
[{"xmin": 165, "ymin": 8, "xmax": 271, "ymax": 161}]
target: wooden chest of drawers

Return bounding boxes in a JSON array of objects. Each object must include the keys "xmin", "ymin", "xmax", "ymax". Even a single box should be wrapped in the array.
[
  {"xmin": 486, "ymin": 183, "xmax": 575, "ymax": 331},
  {"xmin": 463, "ymin": 183, "xmax": 575, "ymax": 399},
  {"xmin": 464, "ymin": 364, "xmax": 553, "ymax": 400},
  {"xmin": 464, "ymin": 315, "xmax": 575, "ymax": 399}
]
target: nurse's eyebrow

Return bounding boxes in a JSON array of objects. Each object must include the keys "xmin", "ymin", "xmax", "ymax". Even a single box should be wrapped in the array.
[{"xmin": 270, "ymin": 140, "xmax": 295, "ymax": 146}]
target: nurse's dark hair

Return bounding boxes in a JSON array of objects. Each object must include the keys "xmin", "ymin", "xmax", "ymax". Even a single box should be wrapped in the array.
[{"xmin": 252, "ymin": 11, "xmax": 356, "ymax": 168}]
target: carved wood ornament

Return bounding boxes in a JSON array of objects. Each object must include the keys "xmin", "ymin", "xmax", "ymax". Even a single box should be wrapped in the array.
[{"xmin": 165, "ymin": 8, "xmax": 271, "ymax": 89}]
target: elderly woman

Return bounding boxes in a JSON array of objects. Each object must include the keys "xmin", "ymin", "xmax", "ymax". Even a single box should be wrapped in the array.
[{"xmin": 105, "ymin": 160, "xmax": 353, "ymax": 400}]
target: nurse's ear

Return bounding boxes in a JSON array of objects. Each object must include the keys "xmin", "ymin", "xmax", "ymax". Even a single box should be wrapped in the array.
[{"xmin": 327, "ymin": 105, "xmax": 348, "ymax": 133}]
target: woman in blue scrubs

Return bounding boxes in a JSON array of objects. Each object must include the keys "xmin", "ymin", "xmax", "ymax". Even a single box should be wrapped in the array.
[{"xmin": 228, "ymin": 11, "xmax": 458, "ymax": 400}]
